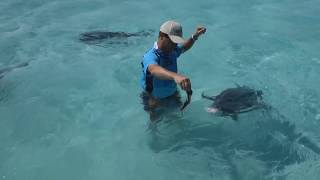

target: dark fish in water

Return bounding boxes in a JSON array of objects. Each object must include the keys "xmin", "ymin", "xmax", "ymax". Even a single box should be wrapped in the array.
[
  {"xmin": 202, "ymin": 85, "xmax": 265, "ymax": 120},
  {"xmin": 79, "ymin": 30, "xmax": 153, "ymax": 45},
  {"xmin": 0, "ymin": 62, "xmax": 29, "ymax": 79},
  {"xmin": 181, "ymin": 89, "xmax": 192, "ymax": 111}
]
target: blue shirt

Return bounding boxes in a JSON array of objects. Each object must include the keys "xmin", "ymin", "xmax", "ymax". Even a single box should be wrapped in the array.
[{"xmin": 140, "ymin": 42, "xmax": 184, "ymax": 98}]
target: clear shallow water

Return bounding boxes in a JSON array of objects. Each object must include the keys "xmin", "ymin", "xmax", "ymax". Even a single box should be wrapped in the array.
[{"xmin": 1, "ymin": 0, "xmax": 320, "ymax": 179}]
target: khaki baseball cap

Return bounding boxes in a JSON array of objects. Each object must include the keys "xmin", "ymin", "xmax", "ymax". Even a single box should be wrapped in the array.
[{"xmin": 160, "ymin": 20, "xmax": 186, "ymax": 44}]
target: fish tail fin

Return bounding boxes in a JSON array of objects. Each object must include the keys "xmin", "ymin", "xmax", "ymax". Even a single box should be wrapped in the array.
[
  {"xmin": 14, "ymin": 62, "xmax": 29, "ymax": 69},
  {"xmin": 0, "ymin": 62, "xmax": 29, "ymax": 78}
]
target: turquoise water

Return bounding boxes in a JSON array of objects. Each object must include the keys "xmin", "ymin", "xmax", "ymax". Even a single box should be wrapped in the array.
[{"xmin": 1, "ymin": 0, "xmax": 320, "ymax": 179}]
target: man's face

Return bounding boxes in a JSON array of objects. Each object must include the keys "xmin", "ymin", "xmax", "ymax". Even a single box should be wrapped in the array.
[{"xmin": 162, "ymin": 35, "xmax": 177, "ymax": 53}]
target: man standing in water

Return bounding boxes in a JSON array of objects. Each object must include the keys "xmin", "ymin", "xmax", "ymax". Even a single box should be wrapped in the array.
[{"xmin": 140, "ymin": 20, "xmax": 206, "ymax": 121}]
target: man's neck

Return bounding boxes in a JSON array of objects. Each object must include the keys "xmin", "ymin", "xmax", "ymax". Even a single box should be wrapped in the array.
[{"xmin": 156, "ymin": 41, "xmax": 172, "ymax": 55}]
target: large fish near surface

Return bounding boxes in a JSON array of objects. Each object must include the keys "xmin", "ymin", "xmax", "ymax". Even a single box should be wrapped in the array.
[
  {"xmin": 79, "ymin": 30, "xmax": 153, "ymax": 45},
  {"xmin": 202, "ymin": 85, "xmax": 266, "ymax": 120},
  {"xmin": 0, "ymin": 62, "xmax": 29, "ymax": 79}
]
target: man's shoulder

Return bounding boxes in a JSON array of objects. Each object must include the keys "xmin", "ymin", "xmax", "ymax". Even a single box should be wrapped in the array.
[{"xmin": 143, "ymin": 48, "xmax": 159, "ymax": 62}]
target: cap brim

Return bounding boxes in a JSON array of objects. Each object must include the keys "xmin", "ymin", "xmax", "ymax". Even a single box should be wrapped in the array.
[{"xmin": 168, "ymin": 35, "xmax": 186, "ymax": 44}]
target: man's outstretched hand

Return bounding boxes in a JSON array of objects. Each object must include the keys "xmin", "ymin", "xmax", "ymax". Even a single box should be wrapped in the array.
[
  {"xmin": 174, "ymin": 74, "xmax": 192, "ymax": 92},
  {"xmin": 193, "ymin": 26, "xmax": 206, "ymax": 39}
]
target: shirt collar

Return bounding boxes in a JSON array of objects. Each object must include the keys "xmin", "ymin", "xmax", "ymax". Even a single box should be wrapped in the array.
[
  {"xmin": 153, "ymin": 42, "xmax": 177, "ymax": 56},
  {"xmin": 153, "ymin": 42, "xmax": 158, "ymax": 49}
]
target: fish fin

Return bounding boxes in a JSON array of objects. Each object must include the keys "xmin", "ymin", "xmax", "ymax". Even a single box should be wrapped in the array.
[
  {"xmin": 234, "ymin": 83, "xmax": 241, "ymax": 87},
  {"xmin": 201, "ymin": 92, "xmax": 215, "ymax": 101},
  {"xmin": 238, "ymin": 104, "xmax": 264, "ymax": 114}
]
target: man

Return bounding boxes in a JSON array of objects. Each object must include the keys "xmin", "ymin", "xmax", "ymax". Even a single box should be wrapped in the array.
[{"xmin": 140, "ymin": 20, "xmax": 206, "ymax": 121}]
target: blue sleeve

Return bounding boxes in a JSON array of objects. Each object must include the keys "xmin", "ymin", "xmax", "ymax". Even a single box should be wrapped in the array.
[{"xmin": 142, "ymin": 50, "xmax": 158, "ymax": 74}]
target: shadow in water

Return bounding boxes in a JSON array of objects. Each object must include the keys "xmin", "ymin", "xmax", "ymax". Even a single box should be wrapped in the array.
[
  {"xmin": 79, "ymin": 30, "xmax": 154, "ymax": 47},
  {"xmin": 146, "ymin": 106, "xmax": 320, "ymax": 178}
]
